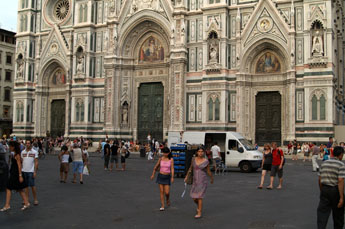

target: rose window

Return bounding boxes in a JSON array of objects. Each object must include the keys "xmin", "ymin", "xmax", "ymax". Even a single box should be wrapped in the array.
[{"xmin": 54, "ymin": 0, "xmax": 70, "ymax": 21}]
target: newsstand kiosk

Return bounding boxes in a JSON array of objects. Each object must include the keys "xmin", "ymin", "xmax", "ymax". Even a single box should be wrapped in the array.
[{"xmin": 170, "ymin": 144, "xmax": 198, "ymax": 178}]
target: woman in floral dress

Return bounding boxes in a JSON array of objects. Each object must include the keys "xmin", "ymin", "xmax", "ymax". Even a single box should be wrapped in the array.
[{"xmin": 185, "ymin": 147, "xmax": 214, "ymax": 219}]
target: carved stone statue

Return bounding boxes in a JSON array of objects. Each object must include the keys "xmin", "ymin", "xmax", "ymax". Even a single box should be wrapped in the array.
[
  {"xmin": 209, "ymin": 45, "xmax": 218, "ymax": 63},
  {"xmin": 16, "ymin": 58, "xmax": 24, "ymax": 79},
  {"xmin": 77, "ymin": 56, "xmax": 84, "ymax": 74},
  {"xmin": 76, "ymin": 47, "xmax": 85, "ymax": 74},
  {"xmin": 208, "ymin": 37, "xmax": 219, "ymax": 64},
  {"xmin": 312, "ymin": 31, "xmax": 323, "ymax": 56},
  {"xmin": 122, "ymin": 103, "xmax": 128, "ymax": 124}
]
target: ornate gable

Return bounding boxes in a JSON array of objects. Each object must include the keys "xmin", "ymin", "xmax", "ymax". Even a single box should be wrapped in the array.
[
  {"xmin": 40, "ymin": 24, "xmax": 69, "ymax": 70},
  {"xmin": 241, "ymin": 0, "xmax": 290, "ymax": 49},
  {"xmin": 308, "ymin": 4, "xmax": 326, "ymax": 27},
  {"xmin": 119, "ymin": 0, "xmax": 172, "ymax": 25}
]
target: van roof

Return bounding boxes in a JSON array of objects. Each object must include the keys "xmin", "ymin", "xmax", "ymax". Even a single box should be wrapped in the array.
[{"xmin": 228, "ymin": 132, "xmax": 245, "ymax": 139}]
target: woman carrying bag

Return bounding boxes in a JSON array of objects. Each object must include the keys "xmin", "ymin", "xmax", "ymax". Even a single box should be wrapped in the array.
[
  {"xmin": 184, "ymin": 146, "xmax": 213, "ymax": 219},
  {"xmin": 150, "ymin": 147, "xmax": 174, "ymax": 211}
]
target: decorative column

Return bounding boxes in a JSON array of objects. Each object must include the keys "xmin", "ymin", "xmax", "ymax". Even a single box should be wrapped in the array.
[
  {"xmin": 169, "ymin": 4, "xmax": 187, "ymax": 133},
  {"xmin": 103, "ymin": 5, "xmax": 119, "ymax": 137}
]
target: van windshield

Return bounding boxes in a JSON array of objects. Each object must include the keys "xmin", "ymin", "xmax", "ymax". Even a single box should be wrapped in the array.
[{"xmin": 239, "ymin": 138, "xmax": 255, "ymax": 151}]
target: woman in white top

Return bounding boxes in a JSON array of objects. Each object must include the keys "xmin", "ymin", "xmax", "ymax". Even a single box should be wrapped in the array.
[
  {"xmin": 302, "ymin": 143, "xmax": 310, "ymax": 162},
  {"xmin": 58, "ymin": 145, "xmax": 70, "ymax": 183}
]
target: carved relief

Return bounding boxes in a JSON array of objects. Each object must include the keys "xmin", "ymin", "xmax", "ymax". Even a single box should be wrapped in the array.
[
  {"xmin": 296, "ymin": 39, "xmax": 303, "ymax": 64},
  {"xmin": 242, "ymin": 13, "xmax": 251, "ymax": 29},
  {"xmin": 296, "ymin": 8, "xmax": 303, "ymax": 31},
  {"xmin": 190, "ymin": 21, "xmax": 195, "ymax": 42},
  {"xmin": 130, "ymin": 0, "xmax": 163, "ymax": 15},
  {"xmin": 245, "ymin": 9, "xmax": 287, "ymax": 47},
  {"xmin": 190, "ymin": 49, "xmax": 195, "ymax": 71},
  {"xmin": 113, "ymin": 25, "xmax": 118, "ymax": 55},
  {"xmin": 198, "ymin": 20, "xmax": 203, "ymax": 41},
  {"xmin": 198, "ymin": 49, "xmax": 203, "ymax": 70}
]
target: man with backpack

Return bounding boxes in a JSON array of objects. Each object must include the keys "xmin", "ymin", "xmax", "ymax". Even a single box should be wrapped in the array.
[{"xmin": 267, "ymin": 142, "xmax": 284, "ymax": 190}]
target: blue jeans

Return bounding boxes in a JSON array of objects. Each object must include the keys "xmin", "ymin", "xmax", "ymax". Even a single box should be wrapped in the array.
[{"xmin": 72, "ymin": 161, "xmax": 83, "ymax": 174}]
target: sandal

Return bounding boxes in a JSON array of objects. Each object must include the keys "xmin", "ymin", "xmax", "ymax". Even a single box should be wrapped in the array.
[
  {"xmin": 34, "ymin": 201, "xmax": 39, "ymax": 206},
  {"xmin": 266, "ymin": 186, "xmax": 273, "ymax": 190},
  {"xmin": 194, "ymin": 214, "xmax": 202, "ymax": 219},
  {"xmin": 0, "ymin": 206, "xmax": 10, "ymax": 212},
  {"xmin": 257, "ymin": 186, "xmax": 263, "ymax": 189},
  {"xmin": 159, "ymin": 207, "xmax": 165, "ymax": 211},
  {"xmin": 21, "ymin": 204, "xmax": 30, "ymax": 211}
]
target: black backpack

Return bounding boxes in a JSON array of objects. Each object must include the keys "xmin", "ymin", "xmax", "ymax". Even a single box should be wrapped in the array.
[
  {"xmin": 277, "ymin": 149, "xmax": 285, "ymax": 166},
  {"xmin": 125, "ymin": 150, "xmax": 130, "ymax": 159}
]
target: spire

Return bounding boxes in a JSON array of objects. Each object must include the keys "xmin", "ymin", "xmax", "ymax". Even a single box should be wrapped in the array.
[
  {"xmin": 236, "ymin": 7, "xmax": 241, "ymax": 21},
  {"xmin": 291, "ymin": 0, "xmax": 294, "ymax": 16}
]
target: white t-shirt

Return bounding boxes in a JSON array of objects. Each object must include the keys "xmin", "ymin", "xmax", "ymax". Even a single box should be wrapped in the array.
[
  {"xmin": 21, "ymin": 149, "xmax": 39, "ymax": 173},
  {"xmin": 211, "ymin": 145, "xmax": 221, "ymax": 159}
]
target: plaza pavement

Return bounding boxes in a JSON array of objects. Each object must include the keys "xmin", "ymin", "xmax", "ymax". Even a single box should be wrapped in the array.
[{"xmin": 0, "ymin": 154, "xmax": 332, "ymax": 229}]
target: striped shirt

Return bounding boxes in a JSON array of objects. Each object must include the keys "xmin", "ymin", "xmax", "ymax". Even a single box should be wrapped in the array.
[{"xmin": 319, "ymin": 158, "xmax": 345, "ymax": 186}]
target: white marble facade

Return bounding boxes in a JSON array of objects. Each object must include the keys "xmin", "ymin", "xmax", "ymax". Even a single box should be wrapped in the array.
[{"xmin": 12, "ymin": 0, "xmax": 345, "ymax": 144}]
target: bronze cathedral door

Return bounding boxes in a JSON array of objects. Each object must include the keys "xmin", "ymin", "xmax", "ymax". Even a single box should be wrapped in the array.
[
  {"xmin": 50, "ymin": 100, "xmax": 65, "ymax": 137},
  {"xmin": 138, "ymin": 83, "xmax": 164, "ymax": 143},
  {"xmin": 255, "ymin": 92, "xmax": 281, "ymax": 146}
]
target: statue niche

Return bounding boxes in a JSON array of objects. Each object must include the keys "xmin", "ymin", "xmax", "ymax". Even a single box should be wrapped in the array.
[
  {"xmin": 121, "ymin": 101, "xmax": 129, "ymax": 125},
  {"xmin": 76, "ymin": 46, "xmax": 85, "ymax": 75},
  {"xmin": 16, "ymin": 54, "xmax": 24, "ymax": 80},
  {"xmin": 208, "ymin": 32, "xmax": 219, "ymax": 64},
  {"xmin": 311, "ymin": 21, "xmax": 324, "ymax": 57}
]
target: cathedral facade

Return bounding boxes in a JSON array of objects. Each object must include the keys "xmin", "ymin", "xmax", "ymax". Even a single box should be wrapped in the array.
[{"xmin": 13, "ymin": 0, "xmax": 345, "ymax": 145}]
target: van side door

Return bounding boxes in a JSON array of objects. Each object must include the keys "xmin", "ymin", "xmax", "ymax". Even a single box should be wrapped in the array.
[{"xmin": 226, "ymin": 139, "xmax": 243, "ymax": 167}]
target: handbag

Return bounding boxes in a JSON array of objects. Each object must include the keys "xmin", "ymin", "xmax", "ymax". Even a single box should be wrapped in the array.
[
  {"xmin": 185, "ymin": 158, "xmax": 194, "ymax": 185},
  {"xmin": 68, "ymin": 152, "xmax": 73, "ymax": 163}
]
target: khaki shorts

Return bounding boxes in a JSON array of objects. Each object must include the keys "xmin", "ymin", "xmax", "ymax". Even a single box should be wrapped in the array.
[{"xmin": 60, "ymin": 163, "xmax": 69, "ymax": 173}]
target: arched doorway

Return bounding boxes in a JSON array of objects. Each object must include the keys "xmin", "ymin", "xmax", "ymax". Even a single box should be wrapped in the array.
[
  {"xmin": 238, "ymin": 40, "xmax": 291, "ymax": 145},
  {"xmin": 37, "ymin": 62, "xmax": 68, "ymax": 138},
  {"xmin": 118, "ymin": 19, "xmax": 170, "ymax": 142},
  {"xmin": 48, "ymin": 67, "xmax": 67, "ymax": 137}
]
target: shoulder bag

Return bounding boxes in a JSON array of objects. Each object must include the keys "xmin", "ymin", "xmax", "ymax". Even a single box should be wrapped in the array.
[{"xmin": 185, "ymin": 158, "xmax": 194, "ymax": 185}]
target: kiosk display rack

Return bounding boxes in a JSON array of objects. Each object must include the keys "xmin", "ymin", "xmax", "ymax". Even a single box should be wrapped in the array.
[{"xmin": 170, "ymin": 144, "xmax": 187, "ymax": 177}]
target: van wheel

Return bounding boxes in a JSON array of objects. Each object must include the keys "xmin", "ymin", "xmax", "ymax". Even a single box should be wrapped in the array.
[{"xmin": 240, "ymin": 162, "xmax": 252, "ymax": 173}]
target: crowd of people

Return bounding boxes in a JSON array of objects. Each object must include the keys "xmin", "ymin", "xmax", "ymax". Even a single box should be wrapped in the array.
[{"xmin": 1, "ymin": 134, "xmax": 345, "ymax": 226}]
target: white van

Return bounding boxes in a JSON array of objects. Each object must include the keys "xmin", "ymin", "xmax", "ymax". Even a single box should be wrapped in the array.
[{"xmin": 168, "ymin": 131, "xmax": 263, "ymax": 172}]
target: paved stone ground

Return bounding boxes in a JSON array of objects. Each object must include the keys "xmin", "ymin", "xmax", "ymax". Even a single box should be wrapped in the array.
[{"xmin": 0, "ymin": 155, "xmax": 333, "ymax": 229}]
